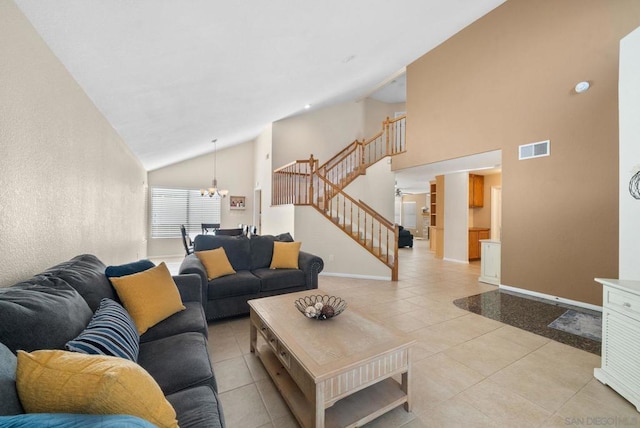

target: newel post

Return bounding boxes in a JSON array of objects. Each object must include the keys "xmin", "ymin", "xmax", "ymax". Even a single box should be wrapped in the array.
[
  {"xmin": 308, "ymin": 154, "xmax": 315, "ymax": 205},
  {"xmin": 384, "ymin": 117, "xmax": 391, "ymax": 156}
]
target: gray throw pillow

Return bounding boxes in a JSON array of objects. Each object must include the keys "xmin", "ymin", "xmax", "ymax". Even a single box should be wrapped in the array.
[{"xmin": 0, "ymin": 277, "xmax": 93, "ymax": 353}]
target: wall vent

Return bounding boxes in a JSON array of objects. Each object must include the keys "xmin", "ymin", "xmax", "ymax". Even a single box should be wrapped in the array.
[{"xmin": 519, "ymin": 140, "xmax": 550, "ymax": 160}]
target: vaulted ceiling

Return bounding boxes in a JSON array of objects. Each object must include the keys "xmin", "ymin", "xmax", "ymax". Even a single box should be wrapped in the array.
[{"xmin": 15, "ymin": 0, "xmax": 505, "ymax": 170}]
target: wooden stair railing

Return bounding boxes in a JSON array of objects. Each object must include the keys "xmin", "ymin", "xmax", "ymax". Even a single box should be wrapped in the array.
[
  {"xmin": 312, "ymin": 174, "xmax": 399, "ymax": 281},
  {"xmin": 271, "ymin": 115, "xmax": 405, "ymax": 281},
  {"xmin": 317, "ymin": 115, "xmax": 406, "ymax": 191}
]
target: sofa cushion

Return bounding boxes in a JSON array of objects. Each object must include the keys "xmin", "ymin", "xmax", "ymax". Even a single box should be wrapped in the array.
[
  {"xmin": 270, "ymin": 241, "xmax": 301, "ymax": 269},
  {"xmin": 0, "ymin": 414, "xmax": 157, "ymax": 427},
  {"xmin": 193, "ymin": 235, "xmax": 251, "ymax": 271},
  {"xmin": 105, "ymin": 259, "xmax": 155, "ymax": 279},
  {"xmin": 0, "ymin": 278, "xmax": 93, "ymax": 353},
  {"xmin": 140, "ymin": 302, "xmax": 208, "ymax": 344},
  {"xmin": 138, "ymin": 332, "xmax": 216, "ymax": 395},
  {"xmin": 207, "ymin": 271, "xmax": 261, "ymax": 299},
  {"xmin": 0, "ymin": 342, "xmax": 23, "ymax": 415},
  {"xmin": 16, "ymin": 350, "xmax": 177, "ymax": 428},
  {"xmin": 249, "ymin": 235, "xmax": 276, "ymax": 269},
  {"xmin": 109, "ymin": 263, "xmax": 186, "ymax": 335},
  {"xmin": 42, "ymin": 254, "xmax": 116, "ymax": 312},
  {"xmin": 65, "ymin": 298, "xmax": 139, "ymax": 361},
  {"xmin": 196, "ymin": 248, "xmax": 236, "ymax": 280},
  {"xmin": 251, "ymin": 268, "xmax": 306, "ymax": 292},
  {"xmin": 167, "ymin": 385, "xmax": 225, "ymax": 428}
]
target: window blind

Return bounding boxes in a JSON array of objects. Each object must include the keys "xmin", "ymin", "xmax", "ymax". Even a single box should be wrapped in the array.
[{"xmin": 151, "ymin": 187, "xmax": 221, "ymax": 238}]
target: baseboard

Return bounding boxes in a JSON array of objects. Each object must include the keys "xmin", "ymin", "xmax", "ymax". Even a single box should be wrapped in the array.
[
  {"xmin": 443, "ymin": 257, "xmax": 469, "ymax": 264},
  {"xmin": 319, "ymin": 272, "xmax": 391, "ymax": 281},
  {"xmin": 499, "ymin": 284, "xmax": 603, "ymax": 312}
]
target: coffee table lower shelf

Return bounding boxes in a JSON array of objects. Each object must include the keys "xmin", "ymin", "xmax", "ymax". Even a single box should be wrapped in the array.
[{"xmin": 256, "ymin": 344, "xmax": 409, "ymax": 428}]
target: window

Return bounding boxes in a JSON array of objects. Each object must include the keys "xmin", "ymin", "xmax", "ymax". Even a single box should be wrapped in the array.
[{"xmin": 151, "ymin": 187, "xmax": 221, "ymax": 238}]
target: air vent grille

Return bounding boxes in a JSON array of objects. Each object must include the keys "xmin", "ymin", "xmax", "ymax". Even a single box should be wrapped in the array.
[{"xmin": 519, "ymin": 140, "xmax": 550, "ymax": 160}]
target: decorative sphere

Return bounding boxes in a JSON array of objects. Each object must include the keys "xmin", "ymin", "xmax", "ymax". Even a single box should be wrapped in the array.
[
  {"xmin": 304, "ymin": 306, "xmax": 317, "ymax": 318},
  {"xmin": 314, "ymin": 302, "xmax": 324, "ymax": 311},
  {"xmin": 321, "ymin": 305, "xmax": 335, "ymax": 318}
]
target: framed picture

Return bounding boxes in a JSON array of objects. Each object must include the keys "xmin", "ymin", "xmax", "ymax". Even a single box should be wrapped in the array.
[{"xmin": 230, "ymin": 196, "xmax": 246, "ymax": 210}]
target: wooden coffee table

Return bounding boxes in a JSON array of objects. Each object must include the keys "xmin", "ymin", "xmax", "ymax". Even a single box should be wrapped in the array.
[{"xmin": 249, "ymin": 290, "xmax": 415, "ymax": 428}]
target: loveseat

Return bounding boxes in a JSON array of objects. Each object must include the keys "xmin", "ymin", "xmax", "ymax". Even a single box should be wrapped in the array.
[
  {"xmin": 179, "ymin": 233, "xmax": 324, "ymax": 320},
  {"xmin": 0, "ymin": 254, "xmax": 224, "ymax": 428}
]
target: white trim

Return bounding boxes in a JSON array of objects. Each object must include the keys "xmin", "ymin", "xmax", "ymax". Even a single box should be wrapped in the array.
[
  {"xmin": 499, "ymin": 284, "xmax": 602, "ymax": 312},
  {"xmin": 319, "ymin": 272, "xmax": 391, "ymax": 281},
  {"xmin": 443, "ymin": 257, "xmax": 469, "ymax": 264}
]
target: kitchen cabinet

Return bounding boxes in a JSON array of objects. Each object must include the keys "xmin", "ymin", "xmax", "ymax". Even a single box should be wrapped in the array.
[
  {"xmin": 469, "ymin": 228, "xmax": 490, "ymax": 260},
  {"xmin": 469, "ymin": 174, "xmax": 484, "ymax": 208}
]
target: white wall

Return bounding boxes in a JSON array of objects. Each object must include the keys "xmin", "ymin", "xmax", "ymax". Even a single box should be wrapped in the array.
[
  {"xmin": 619, "ymin": 26, "xmax": 640, "ymax": 279},
  {"xmin": 0, "ymin": 1, "xmax": 147, "ymax": 287},
  {"xmin": 443, "ymin": 172, "xmax": 469, "ymax": 263},
  {"xmin": 343, "ymin": 157, "xmax": 396, "ymax": 221},
  {"xmin": 262, "ymin": 205, "xmax": 295, "ymax": 237},
  {"xmin": 272, "ymin": 101, "xmax": 365, "ymax": 171},
  {"xmin": 147, "ymin": 141, "xmax": 255, "ymax": 257},
  {"xmin": 254, "ymin": 125, "xmax": 273, "ymax": 235},
  {"xmin": 294, "ymin": 206, "xmax": 391, "ymax": 279},
  {"xmin": 363, "ymin": 98, "xmax": 406, "ymax": 138}
]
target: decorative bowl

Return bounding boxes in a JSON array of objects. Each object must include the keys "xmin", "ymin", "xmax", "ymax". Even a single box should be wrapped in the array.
[{"xmin": 294, "ymin": 295, "xmax": 347, "ymax": 320}]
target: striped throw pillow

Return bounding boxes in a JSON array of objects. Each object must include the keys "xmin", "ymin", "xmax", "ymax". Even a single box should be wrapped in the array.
[{"xmin": 65, "ymin": 298, "xmax": 140, "ymax": 361}]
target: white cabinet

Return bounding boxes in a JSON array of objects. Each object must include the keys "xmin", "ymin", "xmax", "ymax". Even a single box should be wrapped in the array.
[
  {"xmin": 479, "ymin": 240, "xmax": 500, "ymax": 285},
  {"xmin": 594, "ymin": 278, "xmax": 640, "ymax": 412}
]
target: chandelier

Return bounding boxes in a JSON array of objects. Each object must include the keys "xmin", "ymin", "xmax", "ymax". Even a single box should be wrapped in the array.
[{"xmin": 200, "ymin": 139, "xmax": 228, "ymax": 198}]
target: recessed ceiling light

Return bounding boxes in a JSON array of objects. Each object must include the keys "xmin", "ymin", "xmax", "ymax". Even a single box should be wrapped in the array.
[
  {"xmin": 575, "ymin": 81, "xmax": 590, "ymax": 93},
  {"xmin": 304, "ymin": 104, "xmax": 311, "ymax": 109}
]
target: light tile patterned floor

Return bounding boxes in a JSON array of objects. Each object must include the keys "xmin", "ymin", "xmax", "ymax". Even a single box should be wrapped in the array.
[{"xmin": 184, "ymin": 239, "xmax": 638, "ymax": 427}]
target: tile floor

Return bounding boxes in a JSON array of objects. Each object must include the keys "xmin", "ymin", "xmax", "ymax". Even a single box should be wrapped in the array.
[{"xmin": 165, "ymin": 239, "xmax": 639, "ymax": 427}]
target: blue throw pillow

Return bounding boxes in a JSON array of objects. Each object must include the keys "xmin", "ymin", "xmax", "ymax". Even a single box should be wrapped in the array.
[
  {"xmin": 105, "ymin": 260, "xmax": 155, "ymax": 278},
  {"xmin": 0, "ymin": 414, "xmax": 157, "ymax": 427},
  {"xmin": 65, "ymin": 298, "xmax": 140, "ymax": 361}
]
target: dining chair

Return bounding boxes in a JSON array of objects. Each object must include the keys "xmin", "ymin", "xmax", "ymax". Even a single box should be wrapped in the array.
[
  {"xmin": 201, "ymin": 223, "xmax": 220, "ymax": 234},
  {"xmin": 180, "ymin": 225, "xmax": 194, "ymax": 255}
]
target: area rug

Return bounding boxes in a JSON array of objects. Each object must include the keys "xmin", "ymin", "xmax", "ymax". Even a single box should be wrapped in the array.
[
  {"xmin": 453, "ymin": 290, "xmax": 601, "ymax": 355},
  {"xmin": 548, "ymin": 310, "xmax": 601, "ymax": 342}
]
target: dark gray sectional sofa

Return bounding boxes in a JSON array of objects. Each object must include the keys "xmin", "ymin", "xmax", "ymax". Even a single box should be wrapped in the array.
[
  {"xmin": 0, "ymin": 254, "xmax": 224, "ymax": 428},
  {"xmin": 179, "ymin": 233, "xmax": 324, "ymax": 320}
]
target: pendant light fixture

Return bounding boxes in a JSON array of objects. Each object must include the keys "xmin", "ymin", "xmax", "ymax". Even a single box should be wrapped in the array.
[{"xmin": 200, "ymin": 139, "xmax": 228, "ymax": 198}]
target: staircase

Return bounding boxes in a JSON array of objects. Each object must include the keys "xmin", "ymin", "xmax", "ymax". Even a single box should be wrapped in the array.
[{"xmin": 272, "ymin": 115, "xmax": 406, "ymax": 280}]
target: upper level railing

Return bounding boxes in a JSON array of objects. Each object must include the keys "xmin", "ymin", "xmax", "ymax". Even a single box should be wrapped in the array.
[
  {"xmin": 317, "ymin": 115, "xmax": 406, "ymax": 190},
  {"xmin": 272, "ymin": 157, "xmax": 318, "ymax": 206}
]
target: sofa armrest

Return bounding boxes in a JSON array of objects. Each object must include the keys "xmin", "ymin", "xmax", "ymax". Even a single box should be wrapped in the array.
[
  {"xmin": 172, "ymin": 274, "xmax": 203, "ymax": 304},
  {"xmin": 298, "ymin": 251, "xmax": 324, "ymax": 290},
  {"xmin": 179, "ymin": 255, "xmax": 208, "ymax": 305}
]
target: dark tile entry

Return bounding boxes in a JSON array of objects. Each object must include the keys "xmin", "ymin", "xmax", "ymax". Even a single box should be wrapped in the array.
[{"xmin": 453, "ymin": 290, "xmax": 601, "ymax": 355}]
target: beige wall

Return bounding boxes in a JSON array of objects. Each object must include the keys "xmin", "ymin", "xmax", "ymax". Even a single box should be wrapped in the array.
[
  {"xmin": 147, "ymin": 141, "xmax": 255, "ymax": 257},
  {"xmin": 0, "ymin": 0, "xmax": 147, "ymax": 287},
  {"xmin": 399, "ymin": 0, "xmax": 640, "ymax": 305}
]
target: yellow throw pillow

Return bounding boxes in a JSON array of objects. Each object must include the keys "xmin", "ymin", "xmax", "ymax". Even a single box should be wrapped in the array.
[
  {"xmin": 196, "ymin": 247, "xmax": 236, "ymax": 280},
  {"xmin": 270, "ymin": 241, "xmax": 302, "ymax": 269},
  {"xmin": 109, "ymin": 262, "xmax": 185, "ymax": 335},
  {"xmin": 16, "ymin": 350, "xmax": 177, "ymax": 428}
]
